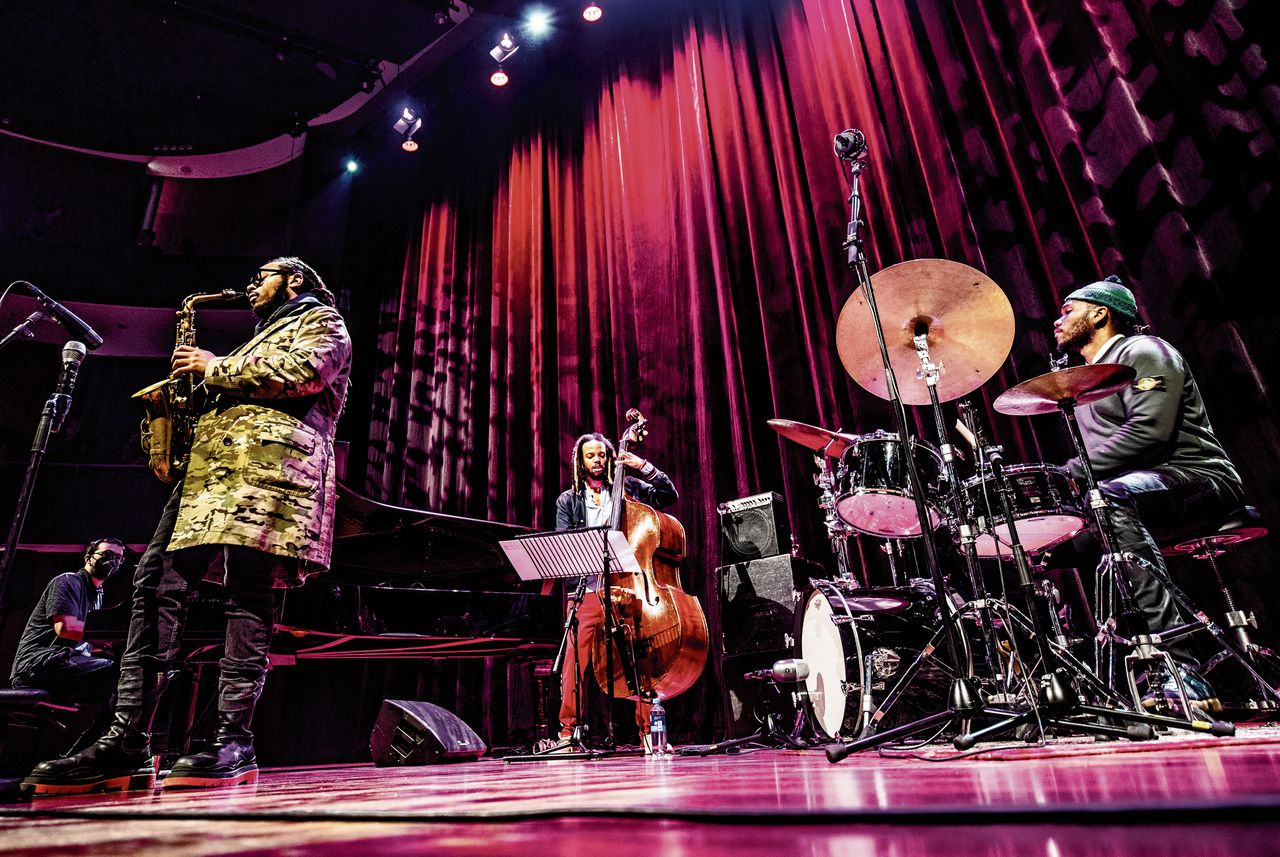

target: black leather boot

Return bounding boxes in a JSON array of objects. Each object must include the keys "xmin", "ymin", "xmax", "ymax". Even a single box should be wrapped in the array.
[
  {"xmin": 21, "ymin": 712, "xmax": 157, "ymax": 798},
  {"xmin": 163, "ymin": 717, "xmax": 258, "ymax": 789}
]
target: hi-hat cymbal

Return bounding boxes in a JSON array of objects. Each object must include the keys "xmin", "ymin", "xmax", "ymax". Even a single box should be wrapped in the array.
[
  {"xmin": 835, "ymin": 259, "xmax": 1014, "ymax": 405},
  {"xmin": 993, "ymin": 363, "xmax": 1137, "ymax": 416},
  {"xmin": 768, "ymin": 418, "xmax": 860, "ymax": 458}
]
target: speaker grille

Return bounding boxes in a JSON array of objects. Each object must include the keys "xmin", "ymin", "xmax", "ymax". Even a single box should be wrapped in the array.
[{"xmin": 718, "ymin": 492, "xmax": 789, "ymax": 563}]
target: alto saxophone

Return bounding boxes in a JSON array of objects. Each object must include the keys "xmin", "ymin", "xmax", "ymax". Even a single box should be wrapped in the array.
[{"xmin": 133, "ymin": 289, "xmax": 243, "ymax": 483}]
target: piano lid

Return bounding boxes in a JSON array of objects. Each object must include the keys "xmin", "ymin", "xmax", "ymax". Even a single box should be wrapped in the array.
[{"xmin": 331, "ymin": 481, "xmax": 536, "ymax": 589}]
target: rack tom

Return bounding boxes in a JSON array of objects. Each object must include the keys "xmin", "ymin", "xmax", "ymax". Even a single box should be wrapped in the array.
[
  {"xmin": 961, "ymin": 464, "xmax": 1085, "ymax": 558},
  {"xmin": 834, "ymin": 431, "xmax": 947, "ymax": 538}
]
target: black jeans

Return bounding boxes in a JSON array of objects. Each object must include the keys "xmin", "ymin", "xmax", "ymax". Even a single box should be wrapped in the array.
[
  {"xmin": 1070, "ymin": 466, "xmax": 1243, "ymax": 663},
  {"xmin": 115, "ymin": 485, "xmax": 279, "ymax": 738},
  {"xmin": 12, "ymin": 650, "xmax": 117, "ymax": 704}
]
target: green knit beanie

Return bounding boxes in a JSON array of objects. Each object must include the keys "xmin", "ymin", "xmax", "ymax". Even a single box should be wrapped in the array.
[{"xmin": 1064, "ymin": 275, "xmax": 1137, "ymax": 320}]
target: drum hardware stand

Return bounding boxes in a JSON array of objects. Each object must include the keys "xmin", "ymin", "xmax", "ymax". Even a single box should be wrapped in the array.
[
  {"xmin": 831, "ymin": 130, "xmax": 973, "ymax": 701},
  {"xmin": 814, "ymin": 450, "xmax": 857, "ymax": 583},
  {"xmin": 880, "ymin": 540, "xmax": 905, "ymax": 587},
  {"xmin": 848, "ymin": 598, "xmax": 967, "ymax": 741},
  {"xmin": 1099, "ymin": 551, "xmax": 1280, "ymax": 710},
  {"xmin": 913, "ymin": 342, "xmax": 1008, "ymax": 690},
  {"xmin": 946, "ymin": 444, "xmax": 1239, "ymax": 748}
]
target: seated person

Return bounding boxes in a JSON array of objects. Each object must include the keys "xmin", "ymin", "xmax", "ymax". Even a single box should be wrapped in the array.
[
  {"xmin": 1052, "ymin": 277, "xmax": 1245, "ymax": 713},
  {"xmin": 9, "ymin": 538, "xmax": 126, "ymax": 703}
]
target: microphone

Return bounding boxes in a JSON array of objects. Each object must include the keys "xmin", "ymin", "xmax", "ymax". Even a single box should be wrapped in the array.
[
  {"xmin": 21, "ymin": 282, "xmax": 103, "ymax": 350},
  {"xmin": 743, "ymin": 658, "xmax": 810, "ymax": 683},
  {"xmin": 57, "ymin": 341, "xmax": 87, "ymax": 394},
  {"xmin": 833, "ymin": 129, "xmax": 867, "ymax": 160},
  {"xmin": 51, "ymin": 341, "xmax": 87, "ymax": 432},
  {"xmin": 14, "ymin": 311, "xmax": 44, "ymax": 339}
]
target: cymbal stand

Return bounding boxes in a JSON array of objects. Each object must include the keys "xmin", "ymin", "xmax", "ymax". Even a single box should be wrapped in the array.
[
  {"xmin": 913, "ymin": 336, "xmax": 1008, "ymax": 691},
  {"xmin": 814, "ymin": 445, "xmax": 857, "ymax": 583},
  {"xmin": 824, "ymin": 133, "xmax": 979, "ymax": 764}
]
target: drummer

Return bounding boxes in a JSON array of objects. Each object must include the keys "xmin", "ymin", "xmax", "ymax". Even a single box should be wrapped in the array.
[{"xmin": 1052, "ymin": 275, "xmax": 1245, "ymax": 712}]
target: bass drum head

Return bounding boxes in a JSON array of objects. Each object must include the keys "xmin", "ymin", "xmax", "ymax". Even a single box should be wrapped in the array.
[
  {"xmin": 799, "ymin": 586, "xmax": 856, "ymax": 740},
  {"xmin": 797, "ymin": 581, "xmax": 973, "ymax": 742}
]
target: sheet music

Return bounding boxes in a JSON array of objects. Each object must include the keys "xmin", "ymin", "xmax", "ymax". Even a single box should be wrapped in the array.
[{"xmin": 499, "ymin": 527, "xmax": 641, "ymax": 581}]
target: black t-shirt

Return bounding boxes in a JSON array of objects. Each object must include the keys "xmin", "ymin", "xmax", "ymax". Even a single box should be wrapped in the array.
[{"xmin": 10, "ymin": 570, "xmax": 101, "ymax": 681}]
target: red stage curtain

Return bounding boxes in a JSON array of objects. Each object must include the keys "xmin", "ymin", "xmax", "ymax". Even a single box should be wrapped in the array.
[{"xmin": 355, "ymin": 0, "xmax": 1278, "ymax": 735}]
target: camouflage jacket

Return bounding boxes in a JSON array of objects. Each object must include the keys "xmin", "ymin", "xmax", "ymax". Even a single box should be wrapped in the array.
[{"xmin": 166, "ymin": 298, "xmax": 352, "ymax": 583}]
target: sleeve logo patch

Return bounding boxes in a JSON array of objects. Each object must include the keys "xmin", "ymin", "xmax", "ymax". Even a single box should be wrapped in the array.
[{"xmin": 1134, "ymin": 376, "xmax": 1166, "ymax": 392}]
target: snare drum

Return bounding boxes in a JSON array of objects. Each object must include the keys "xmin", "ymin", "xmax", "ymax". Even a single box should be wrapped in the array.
[
  {"xmin": 796, "ymin": 579, "xmax": 966, "ymax": 741},
  {"xmin": 834, "ymin": 431, "xmax": 947, "ymax": 538},
  {"xmin": 961, "ymin": 464, "xmax": 1085, "ymax": 558}
]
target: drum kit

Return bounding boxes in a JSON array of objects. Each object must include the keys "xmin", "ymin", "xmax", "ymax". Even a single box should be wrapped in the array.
[{"xmin": 768, "ymin": 258, "xmax": 1224, "ymax": 751}]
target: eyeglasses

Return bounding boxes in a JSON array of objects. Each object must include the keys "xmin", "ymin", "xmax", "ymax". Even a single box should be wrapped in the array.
[{"xmin": 247, "ymin": 268, "xmax": 289, "ymax": 289}]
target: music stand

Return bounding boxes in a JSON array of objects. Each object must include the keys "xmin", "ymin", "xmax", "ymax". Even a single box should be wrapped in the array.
[{"xmin": 500, "ymin": 527, "xmax": 646, "ymax": 762}]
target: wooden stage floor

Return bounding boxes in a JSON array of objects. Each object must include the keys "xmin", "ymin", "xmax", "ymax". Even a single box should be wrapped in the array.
[{"xmin": 3, "ymin": 727, "xmax": 1280, "ymax": 856}]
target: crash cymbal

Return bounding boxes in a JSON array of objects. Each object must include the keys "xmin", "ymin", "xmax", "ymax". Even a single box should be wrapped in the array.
[
  {"xmin": 836, "ymin": 259, "xmax": 1015, "ymax": 405},
  {"xmin": 993, "ymin": 363, "xmax": 1137, "ymax": 416},
  {"xmin": 767, "ymin": 418, "xmax": 861, "ymax": 458}
]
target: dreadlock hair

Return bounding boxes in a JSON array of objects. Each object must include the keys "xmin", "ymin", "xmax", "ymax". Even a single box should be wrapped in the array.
[
  {"xmin": 571, "ymin": 432, "xmax": 616, "ymax": 494},
  {"xmin": 268, "ymin": 256, "xmax": 337, "ymax": 308}
]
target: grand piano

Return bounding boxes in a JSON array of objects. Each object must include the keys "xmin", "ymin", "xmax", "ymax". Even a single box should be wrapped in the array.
[
  {"xmin": 275, "ymin": 482, "xmax": 559, "ymax": 660},
  {"xmin": 79, "ymin": 480, "xmax": 561, "ymax": 659}
]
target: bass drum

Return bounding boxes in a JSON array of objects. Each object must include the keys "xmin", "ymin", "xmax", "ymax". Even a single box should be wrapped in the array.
[{"xmin": 796, "ymin": 579, "xmax": 969, "ymax": 741}]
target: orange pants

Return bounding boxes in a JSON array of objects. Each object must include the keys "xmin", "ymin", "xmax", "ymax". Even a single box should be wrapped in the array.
[{"xmin": 558, "ymin": 592, "xmax": 652, "ymax": 738}]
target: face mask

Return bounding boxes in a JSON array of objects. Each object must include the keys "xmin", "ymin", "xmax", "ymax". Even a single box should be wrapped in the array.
[{"xmin": 92, "ymin": 555, "xmax": 123, "ymax": 578}]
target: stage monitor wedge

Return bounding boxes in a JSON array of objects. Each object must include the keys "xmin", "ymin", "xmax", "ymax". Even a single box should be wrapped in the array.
[{"xmin": 369, "ymin": 699, "xmax": 485, "ymax": 766}]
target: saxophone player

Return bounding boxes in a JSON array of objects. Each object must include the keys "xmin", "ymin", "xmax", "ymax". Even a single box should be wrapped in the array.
[{"xmin": 23, "ymin": 257, "xmax": 351, "ymax": 796}]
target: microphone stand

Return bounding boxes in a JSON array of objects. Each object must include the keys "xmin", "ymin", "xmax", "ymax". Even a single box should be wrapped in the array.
[
  {"xmin": 0, "ymin": 311, "xmax": 45, "ymax": 353},
  {"xmin": 825, "ymin": 139, "xmax": 981, "ymax": 763},
  {"xmin": 0, "ymin": 341, "xmax": 85, "ymax": 607}
]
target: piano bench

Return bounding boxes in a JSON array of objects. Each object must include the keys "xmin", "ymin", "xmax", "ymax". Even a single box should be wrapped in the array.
[{"xmin": 0, "ymin": 688, "xmax": 85, "ymax": 779}]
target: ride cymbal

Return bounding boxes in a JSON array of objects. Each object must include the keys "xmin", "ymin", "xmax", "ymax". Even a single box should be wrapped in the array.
[
  {"xmin": 767, "ymin": 418, "xmax": 861, "ymax": 458},
  {"xmin": 992, "ymin": 363, "xmax": 1137, "ymax": 416},
  {"xmin": 835, "ymin": 259, "xmax": 1014, "ymax": 405}
]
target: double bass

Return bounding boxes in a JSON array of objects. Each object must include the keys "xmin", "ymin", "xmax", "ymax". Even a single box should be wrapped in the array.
[{"xmin": 591, "ymin": 409, "xmax": 709, "ymax": 704}]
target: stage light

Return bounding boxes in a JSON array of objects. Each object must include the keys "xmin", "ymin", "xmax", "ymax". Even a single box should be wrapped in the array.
[
  {"xmin": 393, "ymin": 107, "xmax": 422, "ymax": 136},
  {"xmin": 345, "ymin": 159, "xmax": 360, "ymax": 173},
  {"xmin": 526, "ymin": 9, "xmax": 551, "ymax": 35},
  {"xmin": 489, "ymin": 33, "xmax": 519, "ymax": 63},
  {"xmin": 490, "ymin": 68, "xmax": 510, "ymax": 87},
  {"xmin": 394, "ymin": 106, "xmax": 423, "ymax": 152},
  {"xmin": 582, "ymin": 2, "xmax": 602, "ymax": 22}
]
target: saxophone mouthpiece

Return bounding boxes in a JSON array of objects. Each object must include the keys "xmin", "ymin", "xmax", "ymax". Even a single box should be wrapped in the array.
[{"xmin": 220, "ymin": 289, "xmax": 245, "ymax": 302}]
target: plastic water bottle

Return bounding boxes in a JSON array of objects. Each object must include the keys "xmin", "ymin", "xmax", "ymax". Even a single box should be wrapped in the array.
[{"xmin": 649, "ymin": 697, "xmax": 668, "ymax": 756}]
